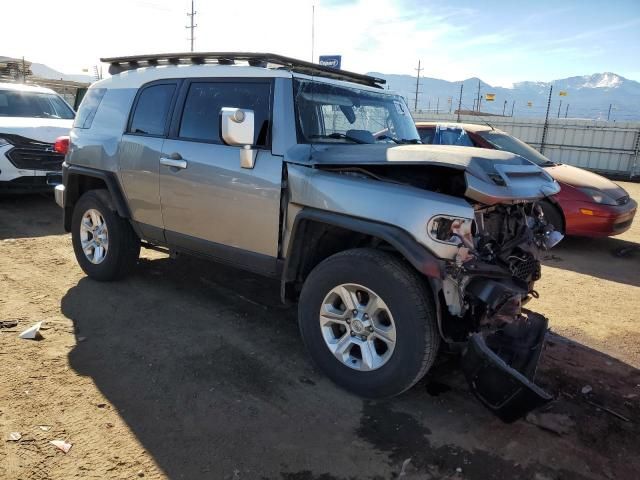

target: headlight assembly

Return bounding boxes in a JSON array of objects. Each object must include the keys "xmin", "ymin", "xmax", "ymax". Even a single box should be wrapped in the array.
[
  {"xmin": 427, "ymin": 216, "xmax": 475, "ymax": 248},
  {"xmin": 577, "ymin": 187, "xmax": 617, "ymax": 206}
]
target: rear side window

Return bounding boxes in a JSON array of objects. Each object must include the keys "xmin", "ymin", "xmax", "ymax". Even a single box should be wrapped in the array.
[
  {"xmin": 129, "ymin": 84, "xmax": 176, "ymax": 136},
  {"xmin": 418, "ymin": 128, "xmax": 435, "ymax": 144},
  {"xmin": 73, "ymin": 88, "xmax": 106, "ymax": 128},
  {"xmin": 178, "ymin": 82, "xmax": 271, "ymax": 146}
]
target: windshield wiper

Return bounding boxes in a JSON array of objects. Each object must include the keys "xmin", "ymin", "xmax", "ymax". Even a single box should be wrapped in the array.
[
  {"xmin": 376, "ymin": 135, "xmax": 422, "ymax": 145},
  {"xmin": 376, "ymin": 134, "xmax": 400, "ymax": 144},
  {"xmin": 309, "ymin": 133, "xmax": 369, "ymax": 144}
]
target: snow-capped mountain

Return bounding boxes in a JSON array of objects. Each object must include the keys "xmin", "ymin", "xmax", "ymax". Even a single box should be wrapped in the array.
[{"xmin": 369, "ymin": 71, "xmax": 640, "ymax": 121}]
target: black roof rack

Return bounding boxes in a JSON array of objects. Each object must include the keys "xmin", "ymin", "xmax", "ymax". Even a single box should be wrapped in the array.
[{"xmin": 100, "ymin": 52, "xmax": 386, "ymax": 88}]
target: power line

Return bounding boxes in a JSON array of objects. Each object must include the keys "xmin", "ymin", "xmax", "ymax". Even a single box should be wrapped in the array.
[{"xmin": 185, "ymin": 0, "xmax": 197, "ymax": 52}]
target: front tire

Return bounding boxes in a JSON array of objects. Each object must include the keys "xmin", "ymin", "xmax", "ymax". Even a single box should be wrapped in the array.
[
  {"xmin": 71, "ymin": 190, "xmax": 140, "ymax": 281},
  {"xmin": 298, "ymin": 248, "xmax": 440, "ymax": 398},
  {"xmin": 540, "ymin": 200, "xmax": 565, "ymax": 235}
]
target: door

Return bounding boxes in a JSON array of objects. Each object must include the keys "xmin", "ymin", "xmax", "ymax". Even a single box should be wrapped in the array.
[
  {"xmin": 159, "ymin": 79, "xmax": 283, "ymax": 271},
  {"xmin": 119, "ymin": 81, "xmax": 178, "ymax": 241}
]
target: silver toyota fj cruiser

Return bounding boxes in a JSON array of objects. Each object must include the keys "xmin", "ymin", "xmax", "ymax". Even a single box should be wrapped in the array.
[{"xmin": 55, "ymin": 53, "xmax": 563, "ymax": 421}]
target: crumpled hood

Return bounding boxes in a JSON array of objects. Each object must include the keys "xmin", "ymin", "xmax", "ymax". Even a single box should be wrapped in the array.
[
  {"xmin": 0, "ymin": 117, "xmax": 73, "ymax": 143},
  {"xmin": 288, "ymin": 143, "xmax": 528, "ymax": 171},
  {"xmin": 285, "ymin": 143, "xmax": 561, "ymax": 205},
  {"xmin": 545, "ymin": 163, "xmax": 627, "ymax": 200}
]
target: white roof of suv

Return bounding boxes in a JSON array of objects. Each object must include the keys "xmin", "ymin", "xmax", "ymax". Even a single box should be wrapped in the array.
[
  {"xmin": 0, "ymin": 82, "xmax": 57, "ymax": 94},
  {"xmin": 96, "ymin": 52, "xmax": 391, "ymax": 94},
  {"xmin": 94, "ymin": 64, "xmax": 390, "ymax": 95}
]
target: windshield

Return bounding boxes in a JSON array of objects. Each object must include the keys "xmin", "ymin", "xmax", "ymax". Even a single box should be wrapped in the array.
[
  {"xmin": 431, "ymin": 125, "xmax": 475, "ymax": 146},
  {"xmin": 293, "ymin": 79, "xmax": 420, "ymax": 144},
  {"xmin": 0, "ymin": 89, "xmax": 75, "ymax": 119},
  {"xmin": 478, "ymin": 131, "xmax": 553, "ymax": 166}
]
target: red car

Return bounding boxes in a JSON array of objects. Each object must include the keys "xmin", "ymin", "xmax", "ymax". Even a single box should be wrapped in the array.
[{"xmin": 415, "ymin": 122, "xmax": 637, "ymax": 237}]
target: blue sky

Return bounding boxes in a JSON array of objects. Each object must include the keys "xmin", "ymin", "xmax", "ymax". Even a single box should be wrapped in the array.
[
  {"xmin": 1, "ymin": 0, "xmax": 638, "ymax": 86},
  {"xmin": 386, "ymin": 0, "xmax": 640, "ymax": 85}
]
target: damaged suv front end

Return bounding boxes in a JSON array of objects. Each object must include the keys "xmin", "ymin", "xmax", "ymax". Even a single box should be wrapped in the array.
[
  {"xmin": 429, "ymin": 160, "xmax": 562, "ymax": 421},
  {"xmin": 287, "ymin": 77, "xmax": 562, "ymax": 420},
  {"xmin": 288, "ymin": 142, "xmax": 561, "ymax": 422}
]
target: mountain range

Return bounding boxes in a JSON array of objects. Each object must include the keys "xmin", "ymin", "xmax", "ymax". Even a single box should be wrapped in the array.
[
  {"xmin": 367, "ymin": 72, "xmax": 640, "ymax": 121},
  {"xmin": 29, "ymin": 62, "xmax": 93, "ymax": 84},
  {"xmin": 13, "ymin": 57, "xmax": 638, "ymax": 121}
]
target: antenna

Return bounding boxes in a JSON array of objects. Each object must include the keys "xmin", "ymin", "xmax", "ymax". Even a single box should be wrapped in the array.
[
  {"xmin": 311, "ymin": 4, "xmax": 315, "ymax": 62},
  {"xmin": 185, "ymin": 0, "xmax": 198, "ymax": 52}
]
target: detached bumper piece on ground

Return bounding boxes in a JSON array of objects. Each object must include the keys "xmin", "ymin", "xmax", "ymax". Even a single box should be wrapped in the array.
[{"xmin": 462, "ymin": 311, "xmax": 552, "ymax": 423}]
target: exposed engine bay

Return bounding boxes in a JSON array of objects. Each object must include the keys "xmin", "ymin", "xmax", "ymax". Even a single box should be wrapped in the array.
[{"xmin": 321, "ymin": 163, "xmax": 563, "ymax": 421}]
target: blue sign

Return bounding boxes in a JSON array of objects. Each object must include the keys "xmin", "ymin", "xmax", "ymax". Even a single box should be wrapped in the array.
[{"xmin": 319, "ymin": 55, "xmax": 342, "ymax": 69}]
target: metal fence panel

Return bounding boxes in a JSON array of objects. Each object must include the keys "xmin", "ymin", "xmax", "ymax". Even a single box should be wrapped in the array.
[{"xmin": 413, "ymin": 113, "xmax": 640, "ymax": 177}]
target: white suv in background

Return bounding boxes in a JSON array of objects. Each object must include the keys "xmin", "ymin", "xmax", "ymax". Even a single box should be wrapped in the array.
[{"xmin": 0, "ymin": 82, "xmax": 75, "ymax": 193}]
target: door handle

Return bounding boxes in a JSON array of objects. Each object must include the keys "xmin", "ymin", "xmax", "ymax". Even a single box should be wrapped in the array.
[{"xmin": 160, "ymin": 156, "xmax": 187, "ymax": 169}]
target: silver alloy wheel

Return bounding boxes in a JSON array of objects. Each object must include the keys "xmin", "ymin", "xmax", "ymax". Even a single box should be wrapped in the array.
[
  {"xmin": 79, "ymin": 209, "xmax": 109, "ymax": 264},
  {"xmin": 319, "ymin": 283, "xmax": 396, "ymax": 371}
]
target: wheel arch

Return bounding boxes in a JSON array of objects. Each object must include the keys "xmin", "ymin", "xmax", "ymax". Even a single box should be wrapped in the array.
[
  {"xmin": 540, "ymin": 197, "xmax": 566, "ymax": 234},
  {"xmin": 62, "ymin": 164, "xmax": 131, "ymax": 232},
  {"xmin": 281, "ymin": 208, "xmax": 444, "ymax": 303}
]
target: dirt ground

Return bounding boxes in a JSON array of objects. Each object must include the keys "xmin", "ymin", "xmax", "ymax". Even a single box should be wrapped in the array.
[{"xmin": 1, "ymin": 182, "xmax": 639, "ymax": 480}]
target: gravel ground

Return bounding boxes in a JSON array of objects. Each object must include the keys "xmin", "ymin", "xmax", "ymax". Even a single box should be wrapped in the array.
[{"xmin": 0, "ymin": 182, "xmax": 639, "ymax": 480}]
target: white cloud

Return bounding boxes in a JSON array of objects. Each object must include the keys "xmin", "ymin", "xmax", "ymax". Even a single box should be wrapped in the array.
[{"xmin": 0, "ymin": 0, "xmax": 634, "ymax": 86}]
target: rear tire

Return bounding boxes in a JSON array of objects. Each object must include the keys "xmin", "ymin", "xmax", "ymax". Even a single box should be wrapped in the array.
[
  {"xmin": 298, "ymin": 248, "xmax": 440, "ymax": 398},
  {"xmin": 71, "ymin": 190, "xmax": 140, "ymax": 281}
]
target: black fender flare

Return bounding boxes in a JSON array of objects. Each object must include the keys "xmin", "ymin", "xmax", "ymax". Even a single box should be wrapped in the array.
[
  {"xmin": 62, "ymin": 164, "xmax": 131, "ymax": 231},
  {"xmin": 281, "ymin": 208, "xmax": 445, "ymax": 301}
]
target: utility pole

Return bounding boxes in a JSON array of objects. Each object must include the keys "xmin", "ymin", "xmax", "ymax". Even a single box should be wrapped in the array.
[
  {"xmin": 185, "ymin": 0, "xmax": 197, "ymax": 52},
  {"xmin": 472, "ymin": 99, "xmax": 477, "ymax": 112},
  {"xmin": 448, "ymin": 96, "xmax": 452, "ymax": 114},
  {"xmin": 540, "ymin": 85, "xmax": 553, "ymax": 154},
  {"xmin": 502, "ymin": 100, "xmax": 507, "ymax": 116},
  {"xmin": 436, "ymin": 97, "xmax": 439, "ymax": 114},
  {"xmin": 456, "ymin": 83, "xmax": 463, "ymax": 122},
  {"xmin": 557, "ymin": 100, "xmax": 562, "ymax": 118},
  {"xmin": 607, "ymin": 103, "xmax": 612, "ymax": 121},
  {"xmin": 476, "ymin": 79, "xmax": 481, "ymax": 112},
  {"xmin": 21, "ymin": 56, "xmax": 26, "ymax": 83},
  {"xmin": 413, "ymin": 60, "xmax": 423, "ymax": 112},
  {"xmin": 565, "ymin": 103, "xmax": 569, "ymax": 118},
  {"xmin": 511, "ymin": 100, "xmax": 515, "ymax": 117}
]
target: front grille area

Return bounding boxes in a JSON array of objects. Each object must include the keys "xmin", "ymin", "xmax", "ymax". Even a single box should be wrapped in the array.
[
  {"xmin": 509, "ymin": 254, "xmax": 541, "ymax": 282},
  {"xmin": 3, "ymin": 134, "xmax": 64, "ymax": 171},
  {"xmin": 616, "ymin": 195, "xmax": 630, "ymax": 206},
  {"xmin": 613, "ymin": 218, "xmax": 634, "ymax": 232}
]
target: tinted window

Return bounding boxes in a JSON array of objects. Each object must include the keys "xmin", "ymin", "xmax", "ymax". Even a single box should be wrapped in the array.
[
  {"xmin": 179, "ymin": 82, "xmax": 271, "ymax": 146},
  {"xmin": 129, "ymin": 84, "xmax": 176, "ymax": 136},
  {"xmin": 478, "ymin": 131, "xmax": 552, "ymax": 166},
  {"xmin": 432, "ymin": 126, "xmax": 474, "ymax": 146},
  {"xmin": 418, "ymin": 128, "xmax": 435, "ymax": 144},
  {"xmin": 73, "ymin": 88, "xmax": 106, "ymax": 128},
  {"xmin": 0, "ymin": 90, "xmax": 75, "ymax": 120}
]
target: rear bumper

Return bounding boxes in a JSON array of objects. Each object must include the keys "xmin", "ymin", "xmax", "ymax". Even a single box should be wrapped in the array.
[
  {"xmin": 562, "ymin": 198, "xmax": 637, "ymax": 237},
  {"xmin": 461, "ymin": 311, "xmax": 552, "ymax": 423},
  {"xmin": 0, "ymin": 174, "xmax": 61, "ymax": 194}
]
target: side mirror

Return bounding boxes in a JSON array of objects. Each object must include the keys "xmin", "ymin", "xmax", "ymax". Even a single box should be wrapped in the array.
[{"xmin": 220, "ymin": 107, "xmax": 256, "ymax": 169}]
